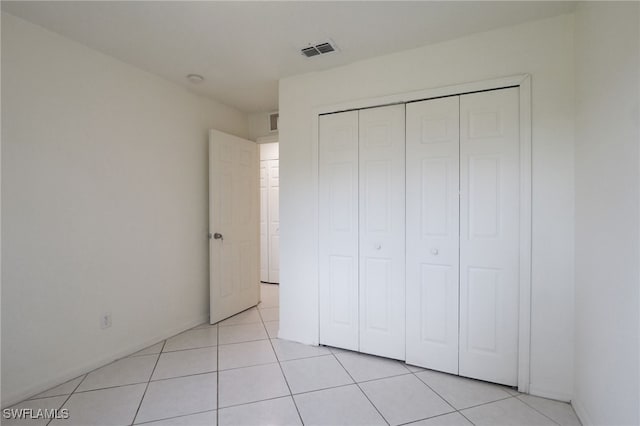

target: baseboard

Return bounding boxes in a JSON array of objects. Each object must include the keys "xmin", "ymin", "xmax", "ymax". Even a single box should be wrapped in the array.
[
  {"xmin": 571, "ymin": 396, "xmax": 592, "ymax": 426},
  {"xmin": 1, "ymin": 314, "xmax": 208, "ymax": 408},
  {"xmin": 528, "ymin": 384, "xmax": 572, "ymax": 402}
]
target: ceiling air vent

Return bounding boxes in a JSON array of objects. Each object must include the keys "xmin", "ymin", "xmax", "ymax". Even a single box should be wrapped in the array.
[
  {"xmin": 315, "ymin": 42, "xmax": 335, "ymax": 54},
  {"xmin": 301, "ymin": 46, "xmax": 321, "ymax": 58},
  {"xmin": 301, "ymin": 40, "xmax": 338, "ymax": 58}
]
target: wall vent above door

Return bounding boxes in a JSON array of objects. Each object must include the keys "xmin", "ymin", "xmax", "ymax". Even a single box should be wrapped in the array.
[
  {"xmin": 269, "ymin": 112, "xmax": 279, "ymax": 132},
  {"xmin": 301, "ymin": 40, "xmax": 338, "ymax": 58}
]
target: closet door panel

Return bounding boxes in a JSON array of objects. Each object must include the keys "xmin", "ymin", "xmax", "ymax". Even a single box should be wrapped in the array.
[
  {"xmin": 459, "ymin": 88, "xmax": 520, "ymax": 386},
  {"xmin": 359, "ymin": 104, "xmax": 405, "ymax": 360},
  {"xmin": 268, "ymin": 159, "xmax": 280, "ymax": 283},
  {"xmin": 406, "ymin": 96, "xmax": 460, "ymax": 373},
  {"xmin": 260, "ymin": 162, "xmax": 269, "ymax": 282},
  {"xmin": 319, "ymin": 111, "xmax": 359, "ymax": 351}
]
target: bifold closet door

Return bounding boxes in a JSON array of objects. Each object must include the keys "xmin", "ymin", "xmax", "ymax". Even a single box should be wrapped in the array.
[
  {"xmin": 459, "ymin": 88, "xmax": 520, "ymax": 386},
  {"xmin": 406, "ymin": 96, "xmax": 460, "ymax": 374},
  {"xmin": 319, "ymin": 111, "xmax": 359, "ymax": 351},
  {"xmin": 359, "ymin": 104, "xmax": 406, "ymax": 360}
]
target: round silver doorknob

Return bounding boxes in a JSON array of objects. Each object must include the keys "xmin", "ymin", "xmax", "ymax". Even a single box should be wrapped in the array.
[
  {"xmin": 374, "ymin": 244, "xmax": 382, "ymax": 250},
  {"xmin": 431, "ymin": 248, "xmax": 439, "ymax": 255}
]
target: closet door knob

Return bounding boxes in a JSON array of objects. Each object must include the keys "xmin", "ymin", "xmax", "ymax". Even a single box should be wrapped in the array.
[
  {"xmin": 374, "ymin": 244, "xmax": 382, "ymax": 250},
  {"xmin": 431, "ymin": 248, "xmax": 439, "ymax": 255}
]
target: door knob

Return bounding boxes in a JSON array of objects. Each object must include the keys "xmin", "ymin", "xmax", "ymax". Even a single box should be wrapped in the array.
[
  {"xmin": 431, "ymin": 248, "xmax": 439, "ymax": 255},
  {"xmin": 212, "ymin": 233, "xmax": 223, "ymax": 241},
  {"xmin": 374, "ymin": 243, "xmax": 382, "ymax": 250}
]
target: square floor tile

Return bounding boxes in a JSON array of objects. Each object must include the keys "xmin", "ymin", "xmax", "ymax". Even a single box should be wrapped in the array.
[
  {"xmin": 415, "ymin": 370, "xmax": 512, "ymax": 409},
  {"xmin": 294, "ymin": 384, "xmax": 386, "ymax": 426},
  {"xmin": 259, "ymin": 284, "xmax": 279, "ymax": 308},
  {"xmin": 218, "ymin": 363, "xmax": 289, "ymax": 408},
  {"xmin": 129, "ymin": 342, "xmax": 165, "ymax": 357},
  {"xmin": 218, "ymin": 340, "xmax": 276, "ymax": 370},
  {"xmin": 271, "ymin": 339, "xmax": 331, "ymax": 362},
  {"xmin": 77, "ymin": 355, "xmax": 157, "ymax": 392},
  {"xmin": 164, "ymin": 328, "xmax": 218, "ymax": 352},
  {"xmin": 281, "ymin": 355, "xmax": 353, "ymax": 394},
  {"xmin": 51, "ymin": 384, "xmax": 146, "ymax": 426},
  {"xmin": 518, "ymin": 395, "xmax": 581, "ymax": 426},
  {"xmin": 219, "ymin": 308, "xmax": 262, "ymax": 327},
  {"xmin": 218, "ymin": 396, "xmax": 301, "ymax": 426},
  {"xmin": 152, "ymin": 347, "xmax": 217, "ymax": 380},
  {"xmin": 258, "ymin": 307, "xmax": 279, "ymax": 322},
  {"xmin": 359, "ymin": 374, "xmax": 453, "ymax": 425},
  {"xmin": 335, "ymin": 351, "xmax": 410, "ymax": 382},
  {"xmin": 135, "ymin": 373, "xmax": 217, "ymax": 424},
  {"xmin": 218, "ymin": 322, "xmax": 267, "ymax": 345},
  {"xmin": 30, "ymin": 376, "xmax": 84, "ymax": 399},
  {"xmin": 461, "ymin": 397, "xmax": 557, "ymax": 426},
  {"xmin": 5, "ymin": 396, "xmax": 68, "ymax": 426},
  {"xmin": 407, "ymin": 412, "xmax": 473, "ymax": 426},
  {"xmin": 264, "ymin": 321, "xmax": 279, "ymax": 339},
  {"xmin": 141, "ymin": 410, "xmax": 217, "ymax": 425}
]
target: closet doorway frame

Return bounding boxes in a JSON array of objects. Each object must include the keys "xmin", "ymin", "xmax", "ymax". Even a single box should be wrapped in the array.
[{"xmin": 311, "ymin": 74, "xmax": 532, "ymax": 393}]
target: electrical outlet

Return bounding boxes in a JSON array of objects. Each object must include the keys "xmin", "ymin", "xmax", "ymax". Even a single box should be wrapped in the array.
[{"xmin": 100, "ymin": 312, "xmax": 112, "ymax": 329}]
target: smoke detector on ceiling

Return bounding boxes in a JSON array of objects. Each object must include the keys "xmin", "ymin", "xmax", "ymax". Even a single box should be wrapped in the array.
[{"xmin": 301, "ymin": 40, "xmax": 338, "ymax": 58}]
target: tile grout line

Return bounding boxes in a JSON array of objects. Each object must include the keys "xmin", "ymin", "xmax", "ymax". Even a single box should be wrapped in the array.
[
  {"xmin": 259, "ymin": 303, "xmax": 306, "ymax": 425},
  {"xmin": 396, "ymin": 410, "xmax": 470, "ymax": 426},
  {"xmin": 516, "ymin": 396, "xmax": 564, "ymax": 426},
  {"xmin": 456, "ymin": 407, "xmax": 477, "ymax": 426},
  {"xmin": 330, "ymin": 352, "xmax": 391, "ymax": 426},
  {"xmin": 130, "ymin": 340, "xmax": 166, "ymax": 425},
  {"xmin": 44, "ymin": 373, "xmax": 88, "ymax": 426},
  {"xmin": 134, "ymin": 409, "xmax": 216, "ymax": 426}
]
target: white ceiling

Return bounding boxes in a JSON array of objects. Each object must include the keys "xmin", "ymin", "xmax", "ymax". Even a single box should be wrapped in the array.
[{"xmin": 2, "ymin": 1, "xmax": 575, "ymax": 113}]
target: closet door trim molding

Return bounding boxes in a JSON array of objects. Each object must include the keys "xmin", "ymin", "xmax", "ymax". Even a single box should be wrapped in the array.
[{"xmin": 312, "ymin": 74, "xmax": 531, "ymax": 393}]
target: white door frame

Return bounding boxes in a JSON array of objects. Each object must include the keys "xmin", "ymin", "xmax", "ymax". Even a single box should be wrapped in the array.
[{"xmin": 311, "ymin": 74, "xmax": 532, "ymax": 393}]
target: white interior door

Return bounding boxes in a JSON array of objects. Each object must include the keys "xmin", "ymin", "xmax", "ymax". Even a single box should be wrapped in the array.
[
  {"xmin": 359, "ymin": 104, "xmax": 406, "ymax": 360},
  {"xmin": 209, "ymin": 129, "xmax": 259, "ymax": 324},
  {"xmin": 459, "ymin": 88, "xmax": 520, "ymax": 386},
  {"xmin": 260, "ymin": 161, "xmax": 269, "ymax": 282},
  {"xmin": 319, "ymin": 111, "xmax": 359, "ymax": 351},
  {"xmin": 267, "ymin": 159, "xmax": 280, "ymax": 283},
  {"xmin": 406, "ymin": 96, "xmax": 460, "ymax": 373}
]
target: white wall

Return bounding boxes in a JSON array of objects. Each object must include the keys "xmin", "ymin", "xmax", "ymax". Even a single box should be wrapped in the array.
[
  {"xmin": 279, "ymin": 14, "xmax": 575, "ymax": 400},
  {"xmin": 1, "ymin": 13, "xmax": 248, "ymax": 406},
  {"xmin": 573, "ymin": 3, "xmax": 639, "ymax": 425},
  {"xmin": 249, "ymin": 111, "xmax": 278, "ymax": 142}
]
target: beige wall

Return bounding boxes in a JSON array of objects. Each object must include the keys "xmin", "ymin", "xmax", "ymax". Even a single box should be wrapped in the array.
[
  {"xmin": 573, "ymin": 2, "xmax": 639, "ymax": 425},
  {"xmin": 1, "ymin": 12, "xmax": 248, "ymax": 405},
  {"xmin": 278, "ymin": 14, "xmax": 576, "ymax": 400}
]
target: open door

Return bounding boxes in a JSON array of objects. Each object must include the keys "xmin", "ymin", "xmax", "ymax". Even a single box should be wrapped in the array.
[{"xmin": 209, "ymin": 129, "xmax": 260, "ymax": 324}]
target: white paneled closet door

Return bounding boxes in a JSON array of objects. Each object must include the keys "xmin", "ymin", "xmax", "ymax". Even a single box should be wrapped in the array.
[
  {"xmin": 359, "ymin": 105, "xmax": 406, "ymax": 360},
  {"xmin": 267, "ymin": 159, "xmax": 280, "ymax": 283},
  {"xmin": 260, "ymin": 143, "xmax": 279, "ymax": 284},
  {"xmin": 260, "ymin": 162, "xmax": 269, "ymax": 282},
  {"xmin": 406, "ymin": 96, "xmax": 460, "ymax": 374},
  {"xmin": 319, "ymin": 111, "xmax": 359, "ymax": 351},
  {"xmin": 459, "ymin": 88, "xmax": 520, "ymax": 386}
]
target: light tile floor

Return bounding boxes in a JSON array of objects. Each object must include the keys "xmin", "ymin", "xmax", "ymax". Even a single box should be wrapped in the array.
[{"xmin": 10, "ymin": 284, "xmax": 581, "ymax": 426}]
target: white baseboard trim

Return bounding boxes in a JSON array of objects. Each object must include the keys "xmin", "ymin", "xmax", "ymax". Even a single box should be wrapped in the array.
[
  {"xmin": 571, "ymin": 396, "xmax": 592, "ymax": 426},
  {"xmin": 528, "ymin": 384, "xmax": 572, "ymax": 402},
  {"xmin": 1, "ymin": 314, "xmax": 208, "ymax": 408}
]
